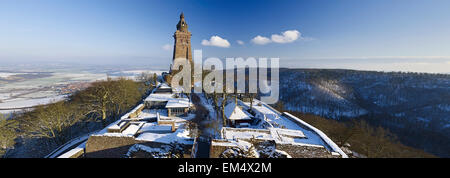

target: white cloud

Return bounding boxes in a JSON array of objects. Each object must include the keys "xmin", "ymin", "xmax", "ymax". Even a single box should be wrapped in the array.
[
  {"xmin": 162, "ymin": 44, "xmax": 171, "ymax": 51},
  {"xmin": 252, "ymin": 30, "xmax": 309, "ymax": 45},
  {"xmin": 237, "ymin": 40, "xmax": 244, "ymax": 45},
  {"xmin": 201, "ymin": 36, "xmax": 231, "ymax": 48},
  {"xmin": 271, "ymin": 30, "xmax": 300, "ymax": 43},
  {"xmin": 251, "ymin": 35, "xmax": 271, "ymax": 45}
]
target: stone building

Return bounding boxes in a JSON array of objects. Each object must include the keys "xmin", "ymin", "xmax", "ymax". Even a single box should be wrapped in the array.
[
  {"xmin": 144, "ymin": 83, "xmax": 192, "ymax": 117},
  {"xmin": 171, "ymin": 13, "xmax": 192, "ymax": 70},
  {"xmin": 166, "ymin": 13, "xmax": 194, "ymax": 84}
]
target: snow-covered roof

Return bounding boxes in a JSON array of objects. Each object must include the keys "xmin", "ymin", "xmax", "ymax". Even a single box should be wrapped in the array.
[
  {"xmin": 222, "ymin": 127, "xmax": 273, "ymax": 140},
  {"xmin": 121, "ymin": 122, "xmax": 145, "ymax": 136},
  {"xmin": 139, "ymin": 123, "xmax": 172, "ymax": 133},
  {"xmin": 221, "ymin": 127, "xmax": 318, "ymax": 147},
  {"xmin": 135, "ymin": 125, "xmax": 193, "ymax": 144},
  {"xmin": 211, "ymin": 139, "xmax": 252, "ymax": 148},
  {"xmin": 159, "ymin": 83, "xmax": 171, "ymax": 89},
  {"xmin": 125, "ymin": 109, "xmax": 167, "ymax": 121},
  {"xmin": 145, "ymin": 86, "xmax": 192, "ymax": 109},
  {"xmin": 165, "ymin": 98, "xmax": 192, "ymax": 108},
  {"xmin": 144, "ymin": 93, "xmax": 174, "ymax": 102},
  {"xmin": 273, "ymin": 128, "xmax": 306, "ymax": 138},
  {"xmin": 91, "ymin": 96, "xmax": 195, "ymax": 139},
  {"xmin": 224, "ymin": 102, "xmax": 251, "ymax": 120}
]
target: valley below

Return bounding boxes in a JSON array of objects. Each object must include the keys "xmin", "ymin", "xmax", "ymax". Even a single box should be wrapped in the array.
[{"xmin": 0, "ymin": 64, "xmax": 166, "ymax": 116}]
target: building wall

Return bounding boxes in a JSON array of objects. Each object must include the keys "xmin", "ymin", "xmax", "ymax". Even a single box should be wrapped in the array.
[
  {"xmin": 209, "ymin": 138, "xmax": 340, "ymax": 158},
  {"xmin": 145, "ymin": 101, "xmax": 167, "ymax": 109},
  {"xmin": 209, "ymin": 140, "xmax": 236, "ymax": 158},
  {"xmin": 173, "ymin": 31, "xmax": 192, "ymax": 63},
  {"xmin": 168, "ymin": 107, "xmax": 188, "ymax": 117},
  {"xmin": 85, "ymin": 135, "xmax": 193, "ymax": 158},
  {"xmin": 85, "ymin": 135, "xmax": 137, "ymax": 158},
  {"xmin": 128, "ymin": 104, "xmax": 145, "ymax": 118},
  {"xmin": 276, "ymin": 144, "xmax": 340, "ymax": 158}
]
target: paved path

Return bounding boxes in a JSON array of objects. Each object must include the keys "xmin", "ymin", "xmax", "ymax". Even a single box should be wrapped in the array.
[
  {"xmin": 195, "ymin": 137, "xmax": 211, "ymax": 158},
  {"xmin": 191, "ymin": 93, "xmax": 217, "ymax": 158}
]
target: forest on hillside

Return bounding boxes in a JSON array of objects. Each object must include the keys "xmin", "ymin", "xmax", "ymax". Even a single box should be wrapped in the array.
[
  {"xmin": 277, "ymin": 68, "xmax": 450, "ymax": 157},
  {"xmin": 278, "ymin": 108, "xmax": 435, "ymax": 158}
]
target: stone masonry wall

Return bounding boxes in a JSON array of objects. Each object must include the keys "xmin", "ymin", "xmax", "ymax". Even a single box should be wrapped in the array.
[
  {"xmin": 210, "ymin": 138, "xmax": 340, "ymax": 158},
  {"xmin": 85, "ymin": 135, "xmax": 194, "ymax": 158},
  {"xmin": 85, "ymin": 135, "xmax": 137, "ymax": 158},
  {"xmin": 210, "ymin": 145, "xmax": 231, "ymax": 158},
  {"xmin": 276, "ymin": 143, "xmax": 340, "ymax": 158}
]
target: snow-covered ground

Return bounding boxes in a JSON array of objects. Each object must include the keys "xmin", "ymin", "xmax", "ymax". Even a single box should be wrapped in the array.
[
  {"xmin": 0, "ymin": 72, "xmax": 27, "ymax": 78},
  {"xmin": 240, "ymin": 100, "xmax": 327, "ymax": 146},
  {"xmin": 107, "ymin": 70, "xmax": 166, "ymax": 80},
  {"xmin": 0, "ymin": 95, "xmax": 67, "ymax": 109},
  {"xmin": 0, "ymin": 68, "xmax": 167, "ymax": 114},
  {"xmin": 135, "ymin": 124, "xmax": 192, "ymax": 144}
]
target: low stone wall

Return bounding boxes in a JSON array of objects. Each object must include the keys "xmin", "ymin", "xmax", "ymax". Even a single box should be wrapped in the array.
[
  {"xmin": 85, "ymin": 135, "xmax": 193, "ymax": 158},
  {"xmin": 210, "ymin": 140, "xmax": 234, "ymax": 158},
  {"xmin": 282, "ymin": 112, "xmax": 347, "ymax": 158},
  {"xmin": 210, "ymin": 138, "xmax": 340, "ymax": 158},
  {"xmin": 58, "ymin": 148, "xmax": 85, "ymax": 158},
  {"xmin": 67, "ymin": 149, "xmax": 85, "ymax": 158},
  {"xmin": 276, "ymin": 143, "xmax": 340, "ymax": 158},
  {"xmin": 128, "ymin": 104, "xmax": 145, "ymax": 118},
  {"xmin": 85, "ymin": 135, "xmax": 137, "ymax": 158}
]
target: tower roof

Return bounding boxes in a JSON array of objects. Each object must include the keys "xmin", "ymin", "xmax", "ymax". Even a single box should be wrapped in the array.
[{"xmin": 176, "ymin": 12, "xmax": 188, "ymax": 32}]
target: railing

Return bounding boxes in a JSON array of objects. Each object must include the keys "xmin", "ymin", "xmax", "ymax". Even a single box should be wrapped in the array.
[{"xmin": 45, "ymin": 130, "xmax": 98, "ymax": 158}]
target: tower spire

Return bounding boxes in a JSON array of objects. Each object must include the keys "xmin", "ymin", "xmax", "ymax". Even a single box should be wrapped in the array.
[{"xmin": 176, "ymin": 12, "xmax": 188, "ymax": 32}]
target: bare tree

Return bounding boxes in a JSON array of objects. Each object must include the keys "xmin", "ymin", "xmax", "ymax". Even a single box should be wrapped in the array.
[
  {"xmin": 0, "ymin": 115, "xmax": 17, "ymax": 157},
  {"xmin": 21, "ymin": 102, "xmax": 82, "ymax": 145},
  {"xmin": 80, "ymin": 80, "xmax": 112, "ymax": 127}
]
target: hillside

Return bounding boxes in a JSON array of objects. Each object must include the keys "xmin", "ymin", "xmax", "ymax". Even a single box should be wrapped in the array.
[{"xmin": 277, "ymin": 68, "xmax": 450, "ymax": 157}]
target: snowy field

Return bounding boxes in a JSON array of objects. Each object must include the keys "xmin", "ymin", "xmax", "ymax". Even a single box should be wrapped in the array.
[
  {"xmin": 0, "ymin": 95, "xmax": 67, "ymax": 109},
  {"xmin": 107, "ymin": 70, "xmax": 166, "ymax": 80},
  {"xmin": 0, "ymin": 68, "xmax": 167, "ymax": 114},
  {"xmin": 0, "ymin": 70, "xmax": 106, "ymax": 114}
]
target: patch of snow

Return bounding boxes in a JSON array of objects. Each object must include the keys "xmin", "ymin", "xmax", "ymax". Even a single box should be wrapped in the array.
[
  {"xmin": 0, "ymin": 95, "xmax": 67, "ymax": 109},
  {"xmin": 165, "ymin": 98, "xmax": 192, "ymax": 108},
  {"xmin": 135, "ymin": 125, "xmax": 192, "ymax": 144},
  {"xmin": 282, "ymin": 112, "xmax": 348, "ymax": 158},
  {"xmin": 224, "ymin": 102, "xmax": 251, "ymax": 121}
]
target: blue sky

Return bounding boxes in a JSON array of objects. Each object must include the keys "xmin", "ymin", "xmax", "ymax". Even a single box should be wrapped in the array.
[{"xmin": 0, "ymin": 0, "xmax": 449, "ymax": 73}]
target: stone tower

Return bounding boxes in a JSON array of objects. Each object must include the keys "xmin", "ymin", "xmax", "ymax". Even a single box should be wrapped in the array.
[{"xmin": 172, "ymin": 12, "xmax": 192, "ymax": 64}]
